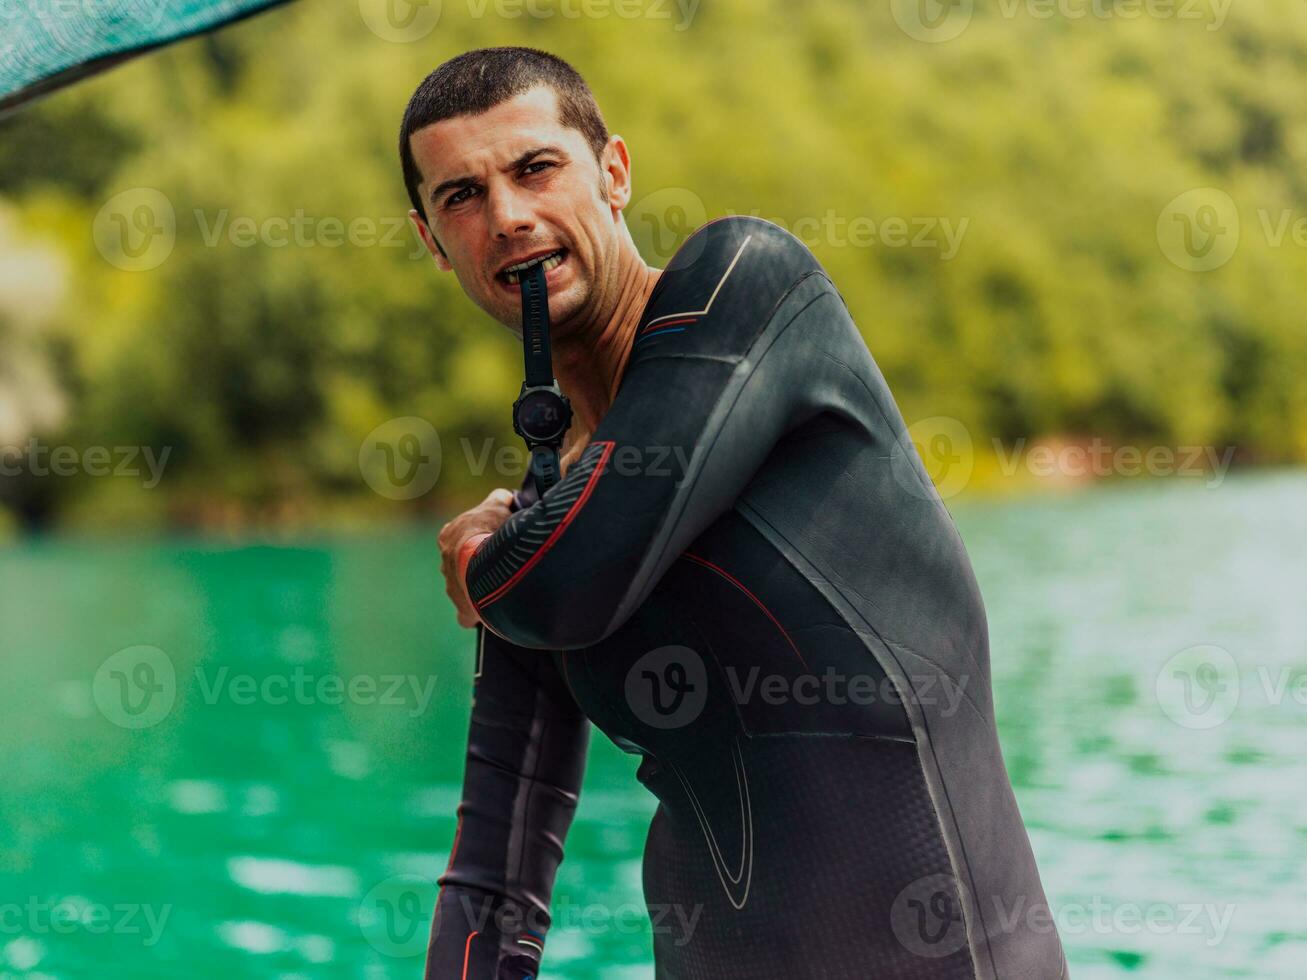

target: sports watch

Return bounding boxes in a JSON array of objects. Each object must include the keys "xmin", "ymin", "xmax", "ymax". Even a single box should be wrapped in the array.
[{"xmin": 511, "ymin": 261, "xmax": 573, "ymax": 493}]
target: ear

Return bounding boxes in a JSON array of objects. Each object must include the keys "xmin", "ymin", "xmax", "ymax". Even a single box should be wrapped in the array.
[
  {"xmin": 601, "ymin": 135, "xmax": 633, "ymax": 215},
  {"xmin": 410, "ymin": 210, "xmax": 452, "ymax": 270}
]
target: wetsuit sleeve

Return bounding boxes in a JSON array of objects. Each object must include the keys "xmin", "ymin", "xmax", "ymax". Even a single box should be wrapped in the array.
[
  {"xmin": 465, "ymin": 216, "xmax": 849, "ymax": 650},
  {"xmin": 424, "ymin": 622, "xmax": 589, "ymax": 978}
]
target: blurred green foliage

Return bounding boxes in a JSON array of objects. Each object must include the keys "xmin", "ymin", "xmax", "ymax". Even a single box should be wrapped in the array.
[{"xmin": 2, "ymin": 0, "xmax": 1306, "ymax": 530}]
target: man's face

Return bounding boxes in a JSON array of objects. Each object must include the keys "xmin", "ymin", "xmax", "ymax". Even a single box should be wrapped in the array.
[{"xmin": 407, "ymin": 84, "xmax": 621, "ymax": 333}]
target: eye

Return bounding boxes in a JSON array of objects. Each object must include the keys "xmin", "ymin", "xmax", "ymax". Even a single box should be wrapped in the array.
[
  {"xmin": 523, "ymin": 160, "xmax": 555, "ymax": 176},
  {"xmin": 446, "ymin": 186, "xmax": 478, "ymax": 207}
]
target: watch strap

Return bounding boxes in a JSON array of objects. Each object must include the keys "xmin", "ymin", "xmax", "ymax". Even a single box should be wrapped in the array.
[
  {"xmin": 529, "ymin": 443, "xmax": 562, "ymax": 492},
  {"xmin": 520, "ymin": 262, "xmax": 554, "ymax": 388}
]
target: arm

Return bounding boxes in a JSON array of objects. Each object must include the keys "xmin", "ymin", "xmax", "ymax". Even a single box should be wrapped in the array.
[
  {"xmin": 424, "ymin": 622, "xmax": 589, "ymax": 978},
  {"xmin": 464, "ymin": 216, "xmax": 856, "ymax": 649}
]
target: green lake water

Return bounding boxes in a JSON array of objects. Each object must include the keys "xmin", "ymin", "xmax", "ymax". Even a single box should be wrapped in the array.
[{"xmin": 1, "ymin": 471, "xmax": 1303, "ymax": 978}]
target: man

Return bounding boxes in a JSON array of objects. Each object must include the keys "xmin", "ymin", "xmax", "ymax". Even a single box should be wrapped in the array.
[{"xmin": 402, "ymin": 46, "xmax": 1068, "ymax": 979}]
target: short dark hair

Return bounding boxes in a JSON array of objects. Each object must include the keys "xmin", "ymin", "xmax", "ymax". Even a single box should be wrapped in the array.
[{"xmin": 399, "ymin": 46, "xmax": 610, "ymax": 225}]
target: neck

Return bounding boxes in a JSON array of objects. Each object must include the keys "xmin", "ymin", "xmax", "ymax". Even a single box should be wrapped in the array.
[{"xmin": 551, "ymin": 247, "xmax": 660, "ymax": 436}]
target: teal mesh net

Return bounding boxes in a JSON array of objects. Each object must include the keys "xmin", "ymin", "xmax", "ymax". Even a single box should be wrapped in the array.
[{"xmin": 1, "ymin": 0, "xmax": 294, "ymax": 114}]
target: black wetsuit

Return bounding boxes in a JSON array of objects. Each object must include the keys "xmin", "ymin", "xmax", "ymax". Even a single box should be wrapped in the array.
[{"xmin": 424, "ymin": 216, "xmax": 1069, "ymax": 979}]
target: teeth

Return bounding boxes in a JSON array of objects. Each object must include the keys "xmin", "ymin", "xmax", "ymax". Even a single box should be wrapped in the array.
[{"xmin": 503, "ymin": 250, "xmax": 564, "ymax": 284}]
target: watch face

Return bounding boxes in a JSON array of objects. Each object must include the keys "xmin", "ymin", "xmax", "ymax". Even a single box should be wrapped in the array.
[{"xmin": 515, "ymin": 389, "xmax": 568, "ymax": 442}]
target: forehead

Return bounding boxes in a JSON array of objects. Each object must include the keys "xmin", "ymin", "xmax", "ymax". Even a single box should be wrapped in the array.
[{"xmin": 409, "ymin": 84, "xmax": 580, "ymax": 185}]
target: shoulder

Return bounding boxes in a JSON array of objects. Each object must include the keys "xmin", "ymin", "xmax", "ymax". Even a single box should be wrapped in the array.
[
  {"xmin": 667, "ymin": 214, "xmax": 823, "ymax": 279},
  {"xmin": 631, "ymin": 216, "xmax": 832, "ymax": 355}
]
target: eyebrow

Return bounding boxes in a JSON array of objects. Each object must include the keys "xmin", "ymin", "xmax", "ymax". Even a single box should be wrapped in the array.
[{"xmin": 428, "ymin": 145, "xmax": 566, "ymax": 205}]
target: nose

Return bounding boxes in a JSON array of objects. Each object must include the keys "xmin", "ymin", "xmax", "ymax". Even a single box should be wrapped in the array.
[{"xmin": 487, "ymin": 180, "xmax": 535, "ymax": 241}]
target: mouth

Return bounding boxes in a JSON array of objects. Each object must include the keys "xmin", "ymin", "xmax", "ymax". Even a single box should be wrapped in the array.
[{"xmin": 497, "ymin": 248, "xmax": 568, "ymax": 287}]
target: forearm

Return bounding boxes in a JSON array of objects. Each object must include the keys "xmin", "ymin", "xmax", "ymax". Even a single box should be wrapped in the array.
[{"xmin": 425, "ymin": 625, "xmax": 589, "ymax": 978}]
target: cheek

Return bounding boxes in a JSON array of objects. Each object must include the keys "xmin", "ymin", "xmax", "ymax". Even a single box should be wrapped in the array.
[
  {"xmin": 439, "ymin": 216, "xmax": 485, "ymax": 271},
  {"xmin": 452, "ymin": 260, "xmax": 490, "ymax": 300}
]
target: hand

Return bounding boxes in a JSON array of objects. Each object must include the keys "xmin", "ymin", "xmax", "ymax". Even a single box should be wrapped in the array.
[{"xmin": 437, "ymin": 487, "xmax": 515, "ymax": 628}]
